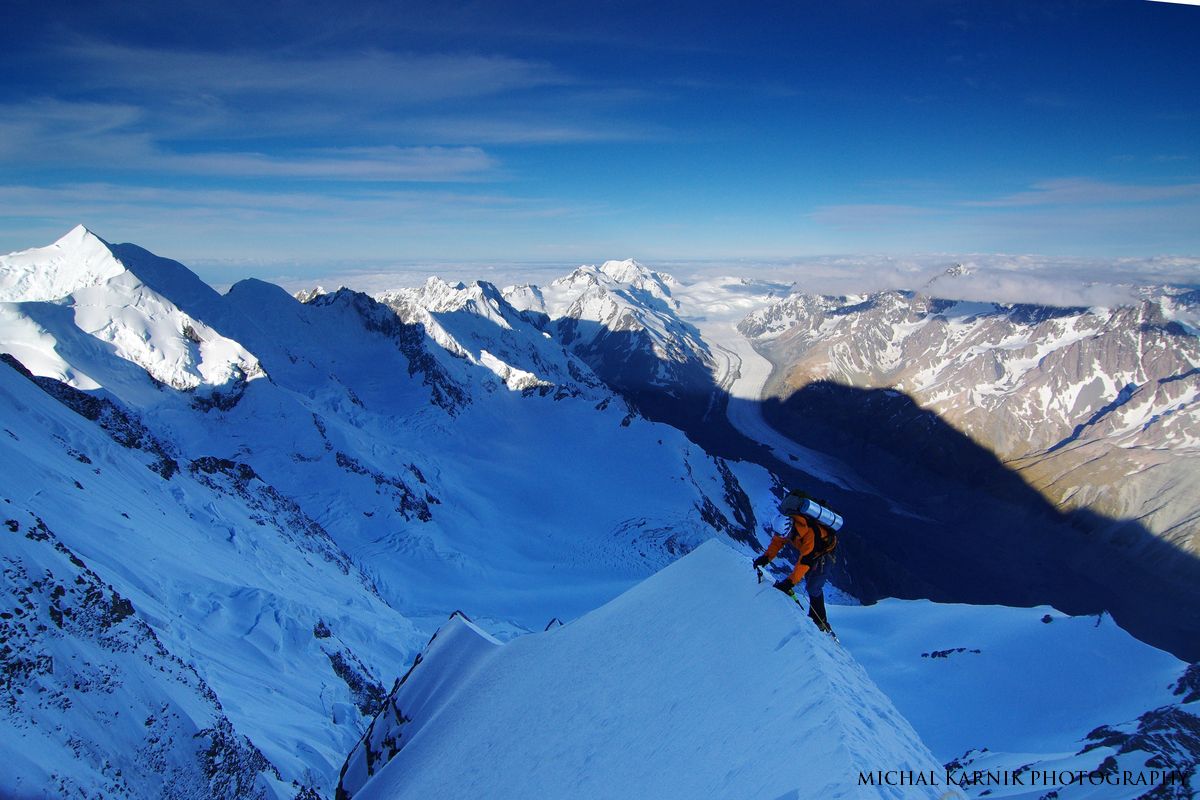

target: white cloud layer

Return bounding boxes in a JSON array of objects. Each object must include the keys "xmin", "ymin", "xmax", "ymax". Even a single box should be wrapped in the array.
[{"xmin": 242, "ymin": 253, "xmax": 1199, "ymax": 311}]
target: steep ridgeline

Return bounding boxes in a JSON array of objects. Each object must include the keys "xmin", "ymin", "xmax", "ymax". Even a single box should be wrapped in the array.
[
  {"xmin": 0, "ymin": 228, "xmax": 771, "ymax": 796},
  {"xmin": 337, "ymin": 541, "xmax": 945, "ymax": 800},
  {"xmin": 497, "ymin": 260, "xmax": 723, "ymax": 432},
  {"xmin": 741, "ymin": 288, "xmax": 1200, "ymax": 556},
  {"xmin": 376, "ymin": 277, "xmax": 610, "ymax": 398}
]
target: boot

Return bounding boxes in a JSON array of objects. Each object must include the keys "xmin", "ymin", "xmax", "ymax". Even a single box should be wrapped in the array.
[{"xmin": 807, "ymin": 594, "xmax": 831, "ymax": 633}]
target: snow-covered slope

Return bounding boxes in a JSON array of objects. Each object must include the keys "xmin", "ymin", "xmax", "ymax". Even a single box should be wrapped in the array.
[
  {"xmin": 839, "ymin": 600, "xmax": 1188, "ymax": 753},
  {"xmin": 0, "ymin": 224, "xmax": 126, "ymax": 302},
  {"xmin": 339, "ymin": 541, "xmax": 945, "ymax": 800},
  {"xmin": 0, "ymin": 229, "xmax": 775, "ymax": 796},
  {"xmin": 5, "ymin": 228, "xmax": 1197, "ymax": 798},
  {"xmin": 377, "ymin": 277, "xmax": 607, "ymax": 396},
  {"xmin": 0, "ymin": 356, "xmax": 420, "ymax": 799},
  {"xmin": 839, "ymin": 599, "xmax": 1198, "ymax": 798},
  {"xmin": 0, "ymin": 226, "xmax": 263, "ymax": 403},
  {"xmin": 0, "ymin": 228, "xmax": 768, "ymax": 631}
]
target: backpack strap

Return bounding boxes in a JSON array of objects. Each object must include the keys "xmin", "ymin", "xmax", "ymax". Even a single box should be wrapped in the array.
[{"xmin": 800, "ymin": 524, "xmax": 837, "ymax": 566}]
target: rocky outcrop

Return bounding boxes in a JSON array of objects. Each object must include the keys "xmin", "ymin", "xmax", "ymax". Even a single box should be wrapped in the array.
[{"xmin": 1, "ymin": 514, "xmax": 281, "ymax": 799}]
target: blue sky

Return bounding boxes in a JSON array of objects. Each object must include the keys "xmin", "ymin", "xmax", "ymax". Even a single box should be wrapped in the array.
[{"xmin": 2, "ymin": 0, "xmax": 1198, "ymax": 283}]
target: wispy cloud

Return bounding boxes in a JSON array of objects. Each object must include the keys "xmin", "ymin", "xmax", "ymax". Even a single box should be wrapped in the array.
[
  {"xmin": 966, "ymin": 177, "xmax": 1200, "ymax": 207},
  {"xmin": 59, "ymin": 41, "xmax": 569, "ymax": 106},
  {"xmin": 801, "ymin": 178, "xmax": 1200, "ymax": 259},
  {"xmin": 393, "ymin": 116, "xmax": 663, "ymax": 145},
  {"xmin": 664, "ymin": 253, "xmax": 1199, "ymax": 308},
  {"xmin": 0, "ymin": 183, "xmax": 574, "ymax": 224},
  {"xmin": 0, "ymin": 180, "xmax": 594, "ymax": 261},
  {"xmin": 809, "ymin": 204, "xmax": 934, "ymax": 228},
  {"xmin": 0, "ymin": 99, "xmax": 498, "ymax": 181},
  {"xmin": 163, "ymin": 147, "xmax": 497, "ymax": 182}
]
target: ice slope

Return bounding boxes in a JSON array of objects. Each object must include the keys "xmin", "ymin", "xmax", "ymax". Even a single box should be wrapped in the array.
[
  {"xmin": 0, "ymin": 357, "xmax": 426, "ymax": 796},
  {"xmin": 340, "ymin": 541, "xmax": 944, "ymax": 800}
]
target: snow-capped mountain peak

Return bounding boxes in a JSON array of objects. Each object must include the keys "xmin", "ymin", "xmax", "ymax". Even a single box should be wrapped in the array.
[
  {"xmin": 0, "ymin": 224, "xmax": 127, "ymax": 303},
  {"xmin": 406, "ymin": 276, "xmax": 514, "ymax": 324},
  {"xmin": 597, "ymin": 257, "xmax": 676, "ymax": 288},
  {"xmin": 0, "ymin": 227, "xmax": 263, "ymax": 397},
  {"xmin": 375, "ymin": 276, "xmax": 593, "ymax": 393},
  {"xmin": 293, "ymin": 285, "xmax": 339, "ymax": 304},
  {"xmin": 919, "ymin": 262, "xmax": 976, "ymax": 295},
  {"xmin": 543, "ymin": 259, "xmax": 680, "ymax": 310}
]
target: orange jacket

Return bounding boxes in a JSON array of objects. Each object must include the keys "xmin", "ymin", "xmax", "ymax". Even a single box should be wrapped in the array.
[{"xmin": 763, "ymin": 515, "xmax": 833, "ymax": 584}]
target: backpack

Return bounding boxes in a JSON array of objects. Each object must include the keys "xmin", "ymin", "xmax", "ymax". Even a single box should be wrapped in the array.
[
  {"xmin": 799, "ymin": 521, "xmax": 837, "ymax": 565},
  {"xmin": 778, "ymin": 490, "xmax": 844, "ymax": 532}
]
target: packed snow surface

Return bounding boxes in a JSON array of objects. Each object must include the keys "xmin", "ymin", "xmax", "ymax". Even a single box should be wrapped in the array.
[
  {"xmin": 837, "ymin": 599, "xmax": 1187, "ymax": 760},
  {"xmin": 348, "ymin": 541, "xmax": 943, "ymax": 800}
]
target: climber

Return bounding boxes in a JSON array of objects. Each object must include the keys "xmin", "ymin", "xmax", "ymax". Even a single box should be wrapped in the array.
[{"xmin": 753, "ymin": 490, "xmax": 840, "ymax": 634}]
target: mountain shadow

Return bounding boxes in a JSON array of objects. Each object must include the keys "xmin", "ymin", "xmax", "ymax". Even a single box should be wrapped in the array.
[
  {"xmin": 520, "ymin": 312, "xmax": 766, "ymax": 458},
  {"xmin": 760, "ymin": 382, "xmax": 1200, "ymax": 663},
  {"xmin": 554, "ymin": 318, "xmax": 1200, "ymax": 663}
]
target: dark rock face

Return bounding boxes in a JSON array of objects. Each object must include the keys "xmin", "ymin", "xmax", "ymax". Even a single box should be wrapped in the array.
[
  {"xmin": 1172, "ymin": 664, "xmax": 1200, "ymax": 705},
  {"xmin": 3, "ymin": 354, "xmax": 180, "ymax": 479},
  {"xmin": 326, "ymin": 649, "xmax": 387, "ymax": 718},
  {"xmin": 1078, "ymin": 699, "xmax": 1200, "ymax": 798},
  {"xmin": 309, "ymin": 288, "xmax": 470, "ymax": 415},
  {"xmin": 686, "ymin": 456, "xmax": 757, "ymax": 547},
  {"xmin": 333, "ymin": 451, "xmax": 435, "ymax": 523}
]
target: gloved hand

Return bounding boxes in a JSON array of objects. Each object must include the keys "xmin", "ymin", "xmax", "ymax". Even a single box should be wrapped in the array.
[
  {"xmin": 773, "ymin": 578, "xmax": 795, "ymax": 594},
  {"xmin": 752, "ymin": 555, "xmax": 769, "ymax": 569}
]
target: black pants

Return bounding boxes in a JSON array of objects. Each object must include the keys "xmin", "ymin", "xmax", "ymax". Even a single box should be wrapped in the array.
[{"xmin": 805, "ymin": 555, "xmax": 832, "ymax": 630}]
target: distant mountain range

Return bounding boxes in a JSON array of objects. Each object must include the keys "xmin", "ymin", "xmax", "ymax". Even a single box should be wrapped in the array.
[
  {"xmin": 1, "ymin": 227, "xmax": 1197, "ymax": 799},
  {"xmin": 741, "ymin": 284, "xmax": 1200, "ymax": 554}
]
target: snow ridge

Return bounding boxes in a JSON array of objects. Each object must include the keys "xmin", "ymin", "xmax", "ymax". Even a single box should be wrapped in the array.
[{"xmin": 340, "ymin": 541, "xmax": 944, "ymax": 800}]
